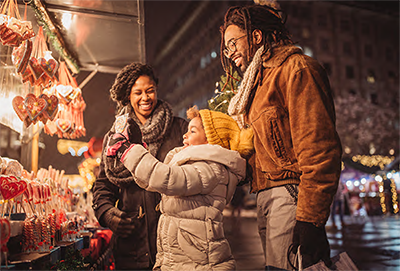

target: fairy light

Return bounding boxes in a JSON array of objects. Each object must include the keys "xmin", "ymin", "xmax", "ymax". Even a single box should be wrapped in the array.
[
  {"xmin": 78, "ymin": 158, "xmax": 100, "ymax": 192},
  {"xmin": 352, "ymin": 155, "xmax": 395, "ymax": 170},
  {"xmin": 390, "ymin": 178, "xmax": 399, "ymax": 214},
  {"xmin": 378, "ymin": 178, "xmax": 386, "ymax": 214},
  {"xmin": 376, "ymin": 174, "xmax": 386, "ymax": 214}
]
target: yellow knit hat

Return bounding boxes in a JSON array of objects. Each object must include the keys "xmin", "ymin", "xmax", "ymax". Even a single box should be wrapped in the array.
[{"xmin": 199, "ymin": 109, "xmax": 254, "ymax": 157}]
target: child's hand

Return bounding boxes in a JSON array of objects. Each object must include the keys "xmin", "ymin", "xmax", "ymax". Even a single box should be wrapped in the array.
[{"xmin": 106, "ymin": 133, "xmax": 132, "ymax": 158}]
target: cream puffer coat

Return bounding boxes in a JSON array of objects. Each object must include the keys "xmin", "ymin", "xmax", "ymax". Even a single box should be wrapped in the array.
[{"xmin": 122, "ymin": 144, "xmax": 247, "ymax": 270}]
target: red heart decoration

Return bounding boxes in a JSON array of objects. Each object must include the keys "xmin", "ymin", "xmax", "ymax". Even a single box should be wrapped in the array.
[
  {"xmin": 39, "ymin": 94, "xmax": 59, "ymax": 121},
  {"xmin": 56, "ymin": 119, "xmax": 72, "ymax": 133},
  {"xmin": 28, "ymin": 57, "xmax": 44, "ymax": 80},
  {"xmin": 24, "ymin": 93, "xmax": 48, "ymax": 122},
  {"xmin": 40, "ymin": 57, "xmax": 58, "ymax": 78},
  {"xmin": 0, "ymin": 175, "xmax": 27, "ymax": 200}
]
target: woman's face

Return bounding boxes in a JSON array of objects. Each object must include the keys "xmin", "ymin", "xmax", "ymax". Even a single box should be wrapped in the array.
[{"xmin": 130, "ymin": 75, "xmax": 158, "ymax": 125}]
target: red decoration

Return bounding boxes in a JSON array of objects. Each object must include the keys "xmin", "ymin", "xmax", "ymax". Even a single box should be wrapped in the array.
[{"xmin": 0, "ymin": 175, "xmax": 27, "ymax": 200}]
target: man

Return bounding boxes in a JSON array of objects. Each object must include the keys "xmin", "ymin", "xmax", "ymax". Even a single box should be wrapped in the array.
[{"xmin": 220, "ymin": 3, "xmax": 342, "ymax": 270}]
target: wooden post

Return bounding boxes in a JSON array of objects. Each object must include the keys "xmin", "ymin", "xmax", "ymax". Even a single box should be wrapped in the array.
[
  {"xmin": 31, "ymin": 86, "xmax": 41, "ymax": 174},
  {"xmin": 31, "ymin": 124, "xmax": 39, "ymax": 174}
]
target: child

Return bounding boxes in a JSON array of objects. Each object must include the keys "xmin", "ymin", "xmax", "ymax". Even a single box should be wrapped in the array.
[{"xmin": 106, "ymin": 106, "xmax": 253, "ymax": 270}]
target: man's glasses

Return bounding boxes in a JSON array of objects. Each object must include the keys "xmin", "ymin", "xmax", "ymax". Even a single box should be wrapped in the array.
[{"xmin": 223, "ymin": 35, "xmax": 246, "ymax": 57}]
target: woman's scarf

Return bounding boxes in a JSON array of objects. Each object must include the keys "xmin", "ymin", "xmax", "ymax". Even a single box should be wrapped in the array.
[{"xmin": 103, "ymin": 100, "xmax": 174, "ymax": 187}]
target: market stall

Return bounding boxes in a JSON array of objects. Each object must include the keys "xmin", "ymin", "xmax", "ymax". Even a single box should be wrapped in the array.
[{"xmin": 0, "ymin": 0, "xmax": 145, "ymax": 269}]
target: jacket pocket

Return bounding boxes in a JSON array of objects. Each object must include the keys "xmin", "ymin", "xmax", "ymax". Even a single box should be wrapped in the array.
[
  {"xmin": 252, "ymin": 106, "xmax": 295, "ymax": 170},
  {"xmin": 177, "ymin": 219, "xmax": 208, "ymax": 264}
]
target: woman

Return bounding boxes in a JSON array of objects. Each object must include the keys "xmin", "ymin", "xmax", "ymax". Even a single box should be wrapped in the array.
[{"xmin": 92, "ymin": 63, "xmax": 188, "ymax": 270}]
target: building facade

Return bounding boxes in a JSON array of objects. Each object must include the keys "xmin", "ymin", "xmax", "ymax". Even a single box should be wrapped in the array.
[{"xmin": 151, "ymin": 0, "xmax": 399, "ymax": 117}]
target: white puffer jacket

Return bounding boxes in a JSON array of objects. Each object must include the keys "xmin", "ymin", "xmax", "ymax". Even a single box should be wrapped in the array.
[{"xmin": 122, "ymin": 144, "xmax": 246, "ymax": 270}]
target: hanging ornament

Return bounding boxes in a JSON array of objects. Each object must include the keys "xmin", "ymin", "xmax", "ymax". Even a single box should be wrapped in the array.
[
  {"xmin": 0, "ymin": 0, "xmax": 35, "ymax": 47},
  {"xmin": 27, "ymin": 26, "xmax": 58, "ymax": 87},
  {"xmin": 42, "ymin": 62, "xmax": 85, "ymax": 139}
]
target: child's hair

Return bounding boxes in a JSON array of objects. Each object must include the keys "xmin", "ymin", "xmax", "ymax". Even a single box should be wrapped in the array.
[
  {"xmin": 186, "ymin": 106, "xmax": 254, "ymax": 158},
  {"xmin": 186, "ymin": 105, "xmax": 201, "ymax": 120}
]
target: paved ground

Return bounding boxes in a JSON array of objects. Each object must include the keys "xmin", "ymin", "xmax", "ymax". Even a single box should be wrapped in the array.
[{"xmin": 223, "ymin": 208, "xmax": 400, "ymax": 271}]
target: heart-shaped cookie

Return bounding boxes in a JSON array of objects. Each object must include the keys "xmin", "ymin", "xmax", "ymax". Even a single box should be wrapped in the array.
[
  {"xmin": 4, "ymin": 159, "xmax": 23, "ymax": 176},
  {"xmin": 28, "ymin": 57, "xmax": 44, "ymax": 80},
  {"xmin": 12, "ymin": 39, "xmax": 32, "ymax": 74},
  {"xmin": 56, "ymin": 85, "xmax": 74, "ymax": 104},
  {"xmin": 12, "ymin": 95, "xmax": 32, "ymax": 127},
  {"xmin": 39, "ymin": 94, "xmax": 59, "ymax": 121},
  {"xmin": 40, "ymin": 57, "xmax": 58, "ymax": 78},
  {"xmin": 24, "ymin": 93, "xmax": 48, "ymax": 122},
  {"xmin": 56, "ymin": 119, "xmax": 72, "ymax": 133},
  {"xmin": 12, "ymin": 95, "xmax": 28, "ymax": 122},
  {"xmin": 21, "ymin": 68, "xmax": 34, "ymax": 85}
]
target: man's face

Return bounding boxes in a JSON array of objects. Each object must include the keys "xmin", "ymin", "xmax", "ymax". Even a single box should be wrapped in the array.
[{"xmin": 224, "ymin": 25, "xmax": 250, "ymax": 73}]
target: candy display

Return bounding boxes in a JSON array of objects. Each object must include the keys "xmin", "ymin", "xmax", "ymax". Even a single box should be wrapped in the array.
[{"xmin": 0, "ymin": 157, "xmax": 92, "ymax": 267}]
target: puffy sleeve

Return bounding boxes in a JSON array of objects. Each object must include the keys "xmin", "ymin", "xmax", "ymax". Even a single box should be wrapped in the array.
[{"xmin": 122, "ymin": 145, "xmax": 221, "ymax": 197}]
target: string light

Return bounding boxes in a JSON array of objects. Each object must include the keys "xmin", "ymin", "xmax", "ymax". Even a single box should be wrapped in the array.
[
  {"xmin": 378, "ymin": 178, "xmax": 386, "ymax": 214},
  {"xmin": 390, "ymin": 178, "xmax": 399, "ymax": 214},
  {"xmin": 352, "ymin": 155, "xmax": 395, "ymax": 170}
]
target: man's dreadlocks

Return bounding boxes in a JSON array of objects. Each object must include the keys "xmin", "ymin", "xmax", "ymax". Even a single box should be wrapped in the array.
[{"xmin": 220, "ymin": 4, "xmax": 293, "ymax": 74}]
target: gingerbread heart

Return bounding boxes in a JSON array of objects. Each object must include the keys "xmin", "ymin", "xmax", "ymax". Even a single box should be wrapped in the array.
[
  {"xmin": 56, "ymin": 119, "xmax": 72, "ymax": 133},
  {"xmin": 28, "ymin": 57, "xmax": 44, "ymax": 80},
  {"xmin": 56, "ymin": 84, "xmax": 74, "ymax": 104},
  {"xmin": 39, "ymin": 94, "xmax": 59, "ymax": 121},
  {"xmin": 4, "ymin": 159, "xmax": 23, "ymax": 176},
  {"xmin": 12, "ymin": 95, "xmax": 32, "ymax": 127},
  {"xmin": 12, "ymin": 95, "xmax": 28, "ymax": 122},
  {"xmin": 40, "ymin": 57, "xmax": 58, "ymax": 78},
  {"xmin": 0, "ymin": 175, "xmax": 27, "ymax": 200},
  {"xmin": 12, "ymin": 39, "xmax": 32, "ymax": 74},
  {"xmin": 24, "ymin": 93, "xmax": 48, "ymax": 122},
  {"xmin": 0, "ymin": 218, "xmax": 10, "ymax": 245},
  {"xmin": 21, "ymin": 68, "xmax": 34, "ymax": 85}
]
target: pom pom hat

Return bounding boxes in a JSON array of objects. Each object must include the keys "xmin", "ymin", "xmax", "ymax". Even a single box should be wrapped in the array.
[{"xmin": 199, "ymin": 109, "xmax": 254, "ymax": 158}]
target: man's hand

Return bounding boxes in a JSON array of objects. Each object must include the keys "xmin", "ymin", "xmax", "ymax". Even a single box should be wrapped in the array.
[
  {"xmin": 101, "ymin": 207, "xmax": 135, "ymax": 238},
  {"xmin": 292, "ymin": 220, "xmax": 332, "ymax": 268}
]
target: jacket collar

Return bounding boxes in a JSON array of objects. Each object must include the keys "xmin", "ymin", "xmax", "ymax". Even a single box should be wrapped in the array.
[{"xmin": 262, "ymin": 44, "xmax": 302, "ymax": 68}]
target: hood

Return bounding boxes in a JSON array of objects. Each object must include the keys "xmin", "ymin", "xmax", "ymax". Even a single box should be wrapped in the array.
[{"xmin": 167, "ymin": 144, "xmax": 246, "ymax": 181}]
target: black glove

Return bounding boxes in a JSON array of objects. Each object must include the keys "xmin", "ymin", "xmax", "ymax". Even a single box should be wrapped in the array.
[
  {"xmin": 101, "ymin": 207, "xmax": 136, "ymax": 238},
  {"xmin": 106, "ymin": 118, "xmax": 143, "ymax": 158},
  {"xmin": 126, "ymin": 118, "xmax": 143, "ymax": 144},
  {"xmin": 292, "ymin": 220, "xmax": 332, "ymax": 269}
]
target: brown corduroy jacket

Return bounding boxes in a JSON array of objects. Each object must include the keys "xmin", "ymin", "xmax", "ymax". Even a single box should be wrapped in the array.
[{"xmin": 244, "ymin": 45, "xmax": 342, "ymax": 226}]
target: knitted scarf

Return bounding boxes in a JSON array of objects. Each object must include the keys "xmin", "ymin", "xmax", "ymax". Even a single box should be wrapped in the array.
[
  {"xmin": 228, "ymin": 45, "xmax": 264, "ymax": 129},
  {"xmin": 103, "ymin": 100, "xmax": 174, "ymax": 187}
]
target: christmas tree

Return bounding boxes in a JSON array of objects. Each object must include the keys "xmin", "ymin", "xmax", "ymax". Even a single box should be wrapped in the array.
[{"xmin": 208, "ymin": 69, "xmax": 241, "ymax": 113}]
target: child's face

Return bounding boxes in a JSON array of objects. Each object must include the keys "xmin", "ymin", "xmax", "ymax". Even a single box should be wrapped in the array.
[{"xmin": 183, "ymin": 117, "xmax": 208, "ymax": 147}]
